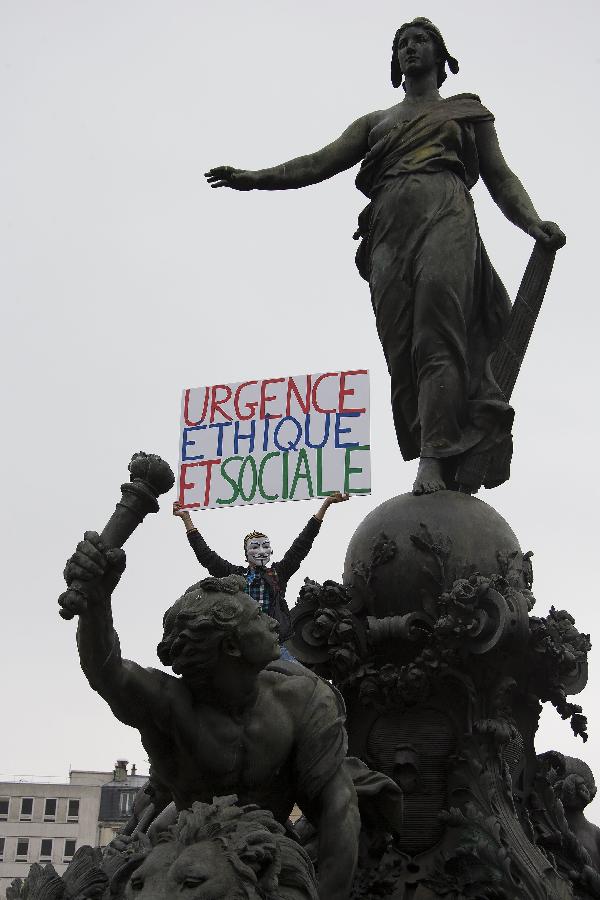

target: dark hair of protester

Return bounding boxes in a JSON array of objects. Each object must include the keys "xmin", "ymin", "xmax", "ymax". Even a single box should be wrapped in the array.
[{"xmin": 243, "ymin": 530, "xmax": 268, "ymax": 559}]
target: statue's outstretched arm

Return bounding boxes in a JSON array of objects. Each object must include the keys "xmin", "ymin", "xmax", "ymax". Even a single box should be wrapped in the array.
[
  {"xmin": 205, "ymin": 113, "xmax": 372, "ymax": 191},
  {"xmin": 63, "ymin": 532, "xmax": 167, "ymax": 728},
  {"xmin": 476, "ymin": 120, "xmax": 566, "ymax": 249}
]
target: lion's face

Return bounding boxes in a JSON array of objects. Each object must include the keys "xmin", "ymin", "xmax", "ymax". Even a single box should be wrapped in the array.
[{"xmin": 124, "ymin": 840, "xmax": 252, "ymax": 900}]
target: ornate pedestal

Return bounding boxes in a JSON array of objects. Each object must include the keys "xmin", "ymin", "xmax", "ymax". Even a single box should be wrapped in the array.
[{"xmin": 289, "ymin": 491, "xmax": 593, "ymax": 899}]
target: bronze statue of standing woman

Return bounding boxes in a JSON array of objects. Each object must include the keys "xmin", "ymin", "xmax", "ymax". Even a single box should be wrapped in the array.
[{"xmin": 206, "ymin": 18, "xmax": 565, "ymax": 495}]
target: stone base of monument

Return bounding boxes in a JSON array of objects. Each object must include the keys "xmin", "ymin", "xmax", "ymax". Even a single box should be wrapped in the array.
[{"xmin": 288, "ymin": 491, "xmax": 594, "ymax": 900}]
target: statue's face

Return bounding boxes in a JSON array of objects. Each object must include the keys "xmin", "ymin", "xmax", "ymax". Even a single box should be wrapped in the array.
[
  {"xmin": 562, "ymin": 773, "xmax": 592, "ymax": 811},
  {"xmin": 245, "ymin": 535, "xmax": 273, "ymax": 568},
  {"xmin": 397, "ymin": 27, "xmax": 439, "ymax": 76},
  {"xmin": 125, "ymin": 840, "xmax": 249, "ymax": 899},
  {"xmin": 235, "ymin": 600, "xmax": 281, "ymax": 666}
]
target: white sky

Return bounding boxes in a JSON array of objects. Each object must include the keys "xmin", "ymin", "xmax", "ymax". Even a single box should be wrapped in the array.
[{"xmin": 2, "ymin": 0, "xmax": 599, "ymax": 813}]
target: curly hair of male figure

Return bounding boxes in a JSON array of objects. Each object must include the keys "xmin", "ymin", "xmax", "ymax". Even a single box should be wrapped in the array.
[{"xmin": 156, "ymin": 575, "xmax": 250, "ymax": 676}]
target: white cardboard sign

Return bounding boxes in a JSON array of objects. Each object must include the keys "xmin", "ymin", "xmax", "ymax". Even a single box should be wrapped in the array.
[{"xmin": 178, "ymin": 370, "xmax": 371, "ymax": 510}]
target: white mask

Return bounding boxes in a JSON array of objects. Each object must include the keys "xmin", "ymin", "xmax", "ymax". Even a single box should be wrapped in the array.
[{"xmin": 245, "ymin": 535, "xmax": 273, "ymax": 568}]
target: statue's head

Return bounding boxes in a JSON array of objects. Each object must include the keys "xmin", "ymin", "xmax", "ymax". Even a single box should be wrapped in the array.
[
  {"xmin": 539, "ymin": 752, "xmax": 598, "ymax": 813},
  {"xmin": 122, "ymin": 797, "xmax": 318, "ymax": 900},
  {"xmin": 243, "ymin": 531, "xmax": 273, "ymax": 568},
  {"xmin": 157, "ymin": 576, "xmax": 280, "ymax": 678},
  {"xmin": 391, "ymin": 18, "xmax": 459, "ymax": 89},
  {"xmin": 558, "ymin": 757, "xmax": 597, "ymax": 812}
]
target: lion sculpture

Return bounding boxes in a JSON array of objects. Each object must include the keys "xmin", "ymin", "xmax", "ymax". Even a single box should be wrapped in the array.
[{"xmin": 9, "ymin": 797, "xmax": 317, "ymax": 900}]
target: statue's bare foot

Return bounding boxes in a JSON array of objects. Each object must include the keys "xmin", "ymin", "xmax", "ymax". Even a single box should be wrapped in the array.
[{"xmin": 413, "ymin": 457, "xmax": 446, "ymax": 495}]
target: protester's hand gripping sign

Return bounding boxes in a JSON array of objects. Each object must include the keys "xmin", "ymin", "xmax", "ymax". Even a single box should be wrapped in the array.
[{"xmin": 178, "ymin": 370, "xmax": 370, "ymax": 509}]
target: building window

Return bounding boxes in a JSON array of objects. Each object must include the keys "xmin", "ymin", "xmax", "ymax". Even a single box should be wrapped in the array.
[
  {"xmin": 119, "ymin": 792, "xmax": 134, "ymax": 817},
  {"xmin": 0, "ymin": 798, "xmax": 8, "ymax": 820},
  {"xmin": 63, "ymin": 839, "xmax": 76, "ymax": 862},
  {"xmin": 0, "ymin": 837, "xmax": 5, "ymax": 861},
  {"xmin": 67, "ymin": 799, "xmax": 79, "ymax": 821},
  {"xmin": 16, "ymin": 838, "xmax": 29, "ymax": 862},
  {"xmin": 19, "ymin": 797, "xmax": 33, "ymax": 821},
  {"xmin": 44, "ymin": 798, "xmax": 57, "ymax": 821},
  {"xmin": 40, "ymin": 839, "xmax": 53, "ymax": 861}
]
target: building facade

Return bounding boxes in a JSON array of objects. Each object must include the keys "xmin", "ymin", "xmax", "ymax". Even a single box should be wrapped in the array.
[
  {"xmin": 97, "ymin": 761, "xmax": 147, "ymax": 847},
  {"xmin": 0, "ymin": 761, "xmax": 146, "ymax": 898}
]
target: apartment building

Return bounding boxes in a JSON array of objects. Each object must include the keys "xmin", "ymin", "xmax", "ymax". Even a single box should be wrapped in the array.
[
  {"xmin": 0, "ymin": 761, "xmax": 146, "ymax": 898},
  {"xmin": 97, "ymin": 761, "xmax": 147, "ymax": 847}
]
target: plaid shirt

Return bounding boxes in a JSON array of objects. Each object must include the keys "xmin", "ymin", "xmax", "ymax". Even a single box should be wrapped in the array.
[{"xmin": 246, "ymin": 568, "xmax": 272, "ymax": 614}]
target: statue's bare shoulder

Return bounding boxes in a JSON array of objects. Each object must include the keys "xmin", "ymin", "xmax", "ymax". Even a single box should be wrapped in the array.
[
  {"xmin": 260, "ymin": 662, "xmax": 344, "ymax": 723},
  {"xmin": 365, "ymin": 104, "xmax": 402, "ymax": 147}
]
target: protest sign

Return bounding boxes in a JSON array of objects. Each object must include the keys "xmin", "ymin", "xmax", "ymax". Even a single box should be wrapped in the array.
[{"xmin": 178, "ymin": 370, "xmax": 370, "ymax": 510}]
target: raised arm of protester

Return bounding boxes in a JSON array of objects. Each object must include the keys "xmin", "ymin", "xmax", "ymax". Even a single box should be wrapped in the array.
[{"xmin": 172, "ymin": 494, "xmax": 349, "ymax": 641}]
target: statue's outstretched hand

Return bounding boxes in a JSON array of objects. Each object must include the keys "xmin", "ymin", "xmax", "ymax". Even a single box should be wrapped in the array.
[
  {"xmin": 205, "ymin": 166, "xmax": 256, "ymax": 190},
  {"xmin": 62, "ymin": 531, "xmax": 126, "ymax": 609},
  {"xmin": 529, "ymin": 220, "xmax": 566, "ymax": 250}
]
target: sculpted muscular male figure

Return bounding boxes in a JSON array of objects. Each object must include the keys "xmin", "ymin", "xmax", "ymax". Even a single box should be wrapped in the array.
[{"xmin": 62, "ymin": 533, "xmax": 359, "ymax": 900}]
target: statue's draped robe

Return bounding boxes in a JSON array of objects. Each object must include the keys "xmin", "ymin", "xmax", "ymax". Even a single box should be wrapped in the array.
[{"xmin": 355, "ymin": 94, "xmax": 513, "ymax": 488}]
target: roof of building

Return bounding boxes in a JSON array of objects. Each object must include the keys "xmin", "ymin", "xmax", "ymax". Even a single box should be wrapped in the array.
[{"xmin": 98, "ymin": 774, "xmax": 148, "ymax": 823}]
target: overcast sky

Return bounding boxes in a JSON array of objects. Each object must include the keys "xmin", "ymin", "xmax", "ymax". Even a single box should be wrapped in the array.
[{"xmin": 2, "ymin": 0, "xmax": 599, "ymax": 811}]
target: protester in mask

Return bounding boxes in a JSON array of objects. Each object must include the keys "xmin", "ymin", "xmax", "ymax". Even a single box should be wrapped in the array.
[{"xmin": 172, "ymin": 493, "xmax": 349, "ymax": 652}]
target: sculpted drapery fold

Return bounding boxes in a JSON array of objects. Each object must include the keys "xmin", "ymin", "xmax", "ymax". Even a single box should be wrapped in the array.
[{"xmin": 354, "ymin": 95, "xmax": 514, "ymax": 488}]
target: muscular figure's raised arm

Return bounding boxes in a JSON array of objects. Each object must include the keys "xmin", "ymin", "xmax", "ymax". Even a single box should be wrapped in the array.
[
  {"xmin": 63, "ymin": 532, "xmax": 170, "ymax": 729},
  {"xmin": 205, "ymin": 113, "xmax": 373, "ymax": 191},
  {"xmin": 476, "ymin": 120, "xmax": 566, "ymax": 249}
]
